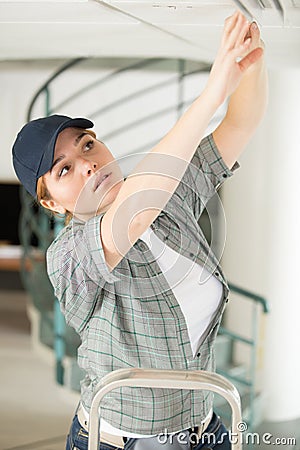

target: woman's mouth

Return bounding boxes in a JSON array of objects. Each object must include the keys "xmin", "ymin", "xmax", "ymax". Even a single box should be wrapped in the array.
[{"xmin": 94, "ymin": 172, "xmax": 112, "ymax": 191}]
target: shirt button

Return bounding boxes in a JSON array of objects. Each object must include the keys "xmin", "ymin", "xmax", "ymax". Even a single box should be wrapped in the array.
[
  {"xmin": 215, "ymin": 272, "xmax": 219, "ymax": 277},
  {"xmin": 189, "ymin": 252, "xmax": 194, "ymax": 258},
  {"xmin": 197, "ymin": 352, "xmax": 201, "ymax": 358},
  {"xmin": 225, "ymin": 298, "xmax": 229, "ymax": 303},
  {"xmin": 222, "ymin": 174, "xmax": 228, "ymax": 178}
]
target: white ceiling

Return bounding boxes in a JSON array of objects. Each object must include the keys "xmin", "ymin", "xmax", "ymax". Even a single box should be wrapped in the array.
[{"xmin": 0, "ymin": 0, "xmax": 299, "ymax": 67}]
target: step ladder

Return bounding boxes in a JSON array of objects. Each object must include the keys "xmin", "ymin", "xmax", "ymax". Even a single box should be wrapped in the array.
[{"xmin": 88, "ymin": 368, "xmax": 243, "ymax": 450}]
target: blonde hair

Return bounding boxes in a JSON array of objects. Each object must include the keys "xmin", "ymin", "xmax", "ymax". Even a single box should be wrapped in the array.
[{"xmin": 37, "ymin": 128, "xmax": 97, "ymax": 225}]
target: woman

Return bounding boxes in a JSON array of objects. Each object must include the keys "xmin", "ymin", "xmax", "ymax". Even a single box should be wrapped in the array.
[{"xmin": 12, "ymin": 11, "xmax": 267, "ymax": 450}]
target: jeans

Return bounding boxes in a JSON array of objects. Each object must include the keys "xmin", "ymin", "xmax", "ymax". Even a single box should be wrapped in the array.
[{"xmin": 65, "ymin": 412, "xmax": 230, "ymax": 450}]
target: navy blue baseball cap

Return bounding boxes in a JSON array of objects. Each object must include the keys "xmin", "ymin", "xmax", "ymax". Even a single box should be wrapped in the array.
[{"xmin": 12, "ymin": 114, "xmax": 94, "ymax": 197}]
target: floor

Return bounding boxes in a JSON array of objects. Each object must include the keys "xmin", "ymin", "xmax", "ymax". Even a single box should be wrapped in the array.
[
  {"xmin": 0, "ymin": 286, "xmax": 78, "ymax": 450},
  {"xmin": 255, "ymin": 419, "xmax": 300, "ymax": 450},
  {"xmin": 0, "ymin": 280, "xmax": 299, "ymax": 450}
]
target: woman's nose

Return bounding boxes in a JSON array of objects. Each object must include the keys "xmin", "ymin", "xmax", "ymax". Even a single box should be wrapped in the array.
[{"xmin": 81, "ymin": 159, "xmax": 97, "ymax": 176}]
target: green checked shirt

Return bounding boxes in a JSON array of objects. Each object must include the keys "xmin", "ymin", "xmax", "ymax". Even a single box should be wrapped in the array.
[{"xmin": 47, "ymin": 133, "xmax": 239, "ymax": 434}]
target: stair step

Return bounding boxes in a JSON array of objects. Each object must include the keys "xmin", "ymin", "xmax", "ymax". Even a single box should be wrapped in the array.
[
  {"xmin": 214, "ymin": 367, "xmax": 249, "ymax": 407},
  {"xmin": 215, "ymin": 334, "xmax": 233, "ymax": 369},
  {"xmin": 215, "ymin": 392, "xmax": 265, "ymax": 431},
  {"xmin": 217, "ymin": 364, "xmax": 249, "ymax": 391},
  {"xmin": 241, "ymin": 392, "xmax": 265, "ymax": 430}
]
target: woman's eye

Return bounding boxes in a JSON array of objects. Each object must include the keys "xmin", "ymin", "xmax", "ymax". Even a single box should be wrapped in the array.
[
  {"xmin": 59, "ymin": 165, "xmax": 70, "ymax": 177},
  {"xmin": 84, "ymin": 140, "xmax": 94, "ymax": 152}
]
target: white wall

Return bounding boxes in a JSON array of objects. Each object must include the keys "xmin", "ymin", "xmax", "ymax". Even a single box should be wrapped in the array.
[
  {"xmin": 222, "ymin": 68, "xmax": 300, "ymax": 421},
  {"xmin": 263, "ymin": 68, "xmax": 300, "ymax": 421},
  {"xmin": 0, "ymin": 61, "xmax": 63, "ymax": 183}
]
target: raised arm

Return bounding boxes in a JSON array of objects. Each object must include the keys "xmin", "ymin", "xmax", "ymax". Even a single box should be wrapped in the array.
[
  {"xmin": 213, "ymin": 21, "xmax": 268, "ymax": 169},
  {"xmin": 100, "ymin": 11, "xmax": 265, "ymax": 270}
]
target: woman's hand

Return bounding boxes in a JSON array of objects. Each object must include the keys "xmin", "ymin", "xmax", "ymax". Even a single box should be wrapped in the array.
[
  {"xmin": 205, "ymin": 11, "xmax": 264, "ymax": 106},
  {"xmin": 100, "ymin": 12, "xmax": 265, "ymax": 271}
]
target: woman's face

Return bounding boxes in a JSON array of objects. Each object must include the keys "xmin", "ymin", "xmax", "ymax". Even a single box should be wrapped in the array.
[{"xmin": 41, "ymin": 127, "xmax": 124, "ymax": 220}]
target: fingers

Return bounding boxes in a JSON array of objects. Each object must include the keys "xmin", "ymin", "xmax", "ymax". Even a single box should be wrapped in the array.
[
  {"xmin": 221, "ymin": 11, "xmax": 250, "ymax": 51},
  {"xmin": 249, "ymin": 21, "xmax": 265, "ymax": 50},
  {"xmin": 223, "ymin": 11, "xmax": 239, "ymax": 37},
  {"xmin": 221, "ymin": 11, "xmax": 238, "ymax": 46},
  {"xmin": 249, "ymin": 21, "xmax": 260, "ymax": 44},
  {"xmin": 236, "ymin": 17, "xmax": 251, "ymax": 48},
  {"xmin": 238, "ymin": 47, "xmax": 264, "ymax": 72}
]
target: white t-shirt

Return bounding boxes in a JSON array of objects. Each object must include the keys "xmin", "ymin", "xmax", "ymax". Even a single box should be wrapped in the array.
[
  {"xmin": 84, "ymin": 227, "xmax": 223, "ymax": 437},
  {"xmin": 139, "ymin": 227, "xmax": 223, "ymax": 357}
]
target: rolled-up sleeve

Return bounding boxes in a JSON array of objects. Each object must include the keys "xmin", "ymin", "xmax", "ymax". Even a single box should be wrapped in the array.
[
  {"xmin": 178, "ymin": 133, "xmax": 240, "ymax": 219},
  {"xmin": 46, "ymin": 214, "xmax": 118, "ymax": 332}
]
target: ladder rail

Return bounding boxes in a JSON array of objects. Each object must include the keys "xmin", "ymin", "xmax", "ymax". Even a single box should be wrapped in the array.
[{"xmin": 88, "ymin": 368, "xmax": 243, "ymax": 450}]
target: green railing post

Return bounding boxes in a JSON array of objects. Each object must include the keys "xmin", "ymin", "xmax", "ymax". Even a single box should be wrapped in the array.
[
  {"xmin": 44, "ymin": 86, "xmax": 50, "ymax": 117},
  {"xmin": 54, "ymin": 298, "xmax": 65, "ymax": 385},
  {"xmin": 53, "ymin": 215, "xmax": 66, "ymax": 385}
]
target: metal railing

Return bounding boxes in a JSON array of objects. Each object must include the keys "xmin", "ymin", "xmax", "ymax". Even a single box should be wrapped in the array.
[{"xmin": 217, "ymin": 283, "xmax": 269, "ymax": 432}]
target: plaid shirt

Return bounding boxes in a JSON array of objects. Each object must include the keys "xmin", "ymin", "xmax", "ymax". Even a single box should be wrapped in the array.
[{"xmin": 47, "ymin": 133, "xmax": 239, "ymax": 434}]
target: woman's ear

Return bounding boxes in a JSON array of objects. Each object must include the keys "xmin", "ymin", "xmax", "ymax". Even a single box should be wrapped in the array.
[{"xmin": 40, "ymin": 199, "xmax": 66, "ymax": 215}]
